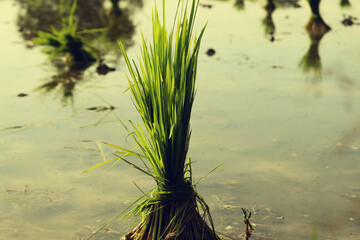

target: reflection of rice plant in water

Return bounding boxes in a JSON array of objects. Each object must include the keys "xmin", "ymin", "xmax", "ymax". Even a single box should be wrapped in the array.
[
  {"xmin": 103, "ymin": 3, "xmax": 135, "ymax": 43},
  {"xmin": 36, "ymin": 68, "xmax": 84, "ymax": 106},
  {"xmin": 32, "ymin": 0, "xmax": 100, "ymax": 70},
  {"xmin": 308, "ymin": 0, "xmax": 321, "ymax": 17},
  {"xmin": 298, "ymin": 33, "xmax": 323, "ymax": 79},
  {"xmin": 87, "ymin": 0, "xmax": 222, "ymax": 239},
  {"xmin": 264, "ymin": 0, "xmax": 276, "ymax": 11},
  {"xmin": 299, "ymin": 0, "xmax": 331, "ymax": 80},
  {"xmin": 109, "ymin": 0, "xmax": 122, "ymax": 16},
  {"xmin": 234, "ymin": 0, "xmax": 245, "ymax": 10},
  {"xmin": 305, "ymin": 2, "xmax": 330, "ymax": 36},
  {"xmin": 17, "ymin": 0, "xmax": 139, "ymax": 58},
  {"xmin": 262, "ymin": 0, "xmax": 276, "ymax": 37}
]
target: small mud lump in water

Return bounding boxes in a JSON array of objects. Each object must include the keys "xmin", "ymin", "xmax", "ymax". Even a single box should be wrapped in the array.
[
  {"xmin": 341, "ymin": 15, "xmax": 358, "ymax": 26},
  {"xmin": 200, "ymin": 3, "xmax": 212, "ymax": 9},
  {"xmin": 269, "ymin": 31, "xmax": 275, "ymax": 42},
  {"xmin": 206, "ymin": 48, "xmax": 215, "ymax": 56},
  {"xmin": 96, "ymin": 60, "xmax": 116, "ymax": 75}
]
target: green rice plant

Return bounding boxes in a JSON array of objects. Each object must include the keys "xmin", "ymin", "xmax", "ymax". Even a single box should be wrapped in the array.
[
  {"xmin": 119, "ymin": 0, "xmax": 222, "ymax": 237},
  {"xmin": 87, "ymin": 0, "xmax": 222, "ymax": 239},
  {"xmin": 241, "ymin": 208, "xmax": 254, "ymax": 240},
  {"xmin": 32, "ymin": 0, "xmax": 101, "ymax": 70}
]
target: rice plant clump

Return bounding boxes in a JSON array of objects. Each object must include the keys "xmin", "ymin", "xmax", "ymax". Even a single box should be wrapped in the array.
[{"xmin": 114, "ymin": 0, "xmax": 222, "ymax": 239}]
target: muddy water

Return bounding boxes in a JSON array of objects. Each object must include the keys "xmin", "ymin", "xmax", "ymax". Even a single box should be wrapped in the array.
[{"xmin": 1, "ymin": 0, "xmax": 360, "ymax": 239}]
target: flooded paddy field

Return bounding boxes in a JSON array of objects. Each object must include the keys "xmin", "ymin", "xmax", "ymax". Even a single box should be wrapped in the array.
[{"xmin": 1, "ymin": 0, "xmax": 360, "ymax": 239}]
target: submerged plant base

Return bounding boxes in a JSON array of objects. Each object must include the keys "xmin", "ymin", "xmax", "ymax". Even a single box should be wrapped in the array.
[
  {"xmin": 125, "ymin": 184, "xmax": 221, "ymax": 240},
  {"xmin": 305, "ymin": 15, "xmax": 331, "ymax": 40}
]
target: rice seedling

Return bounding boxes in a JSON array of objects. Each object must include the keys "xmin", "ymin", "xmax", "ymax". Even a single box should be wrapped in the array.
[
  {"xmin": 241, "ymin": 208, "xmax": 254, "ymax": 240},
  {"xmin": 119, "ymin": 0, "xmax": 222, "ymax": 237},
  {"xmin": 32, "ymin": 0, "xmax": 101, "ymax": 70},
  {"xmin": 87, "ymin": 0, "xmax": 222, "ymax": 239}
]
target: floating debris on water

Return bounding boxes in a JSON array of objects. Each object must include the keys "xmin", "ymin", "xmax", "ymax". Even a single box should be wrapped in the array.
[
  {"xmin": 17, "ymin": 93, "xmax": 28, "ymax": 97},
  {"xmin": 225, "ymin": 225, "xmax": 233, "ymax": 230},
  {"xmin": 341, "ymin": 15, "xmax": 358, "ymax": 26},
  {"xmin": 224, "ymin": 204, "xmax": 240, "ymax": 209},
  {"xmin": 87, "ymin": 106, "xmax": 115, "ymax": 112},
  {"xmin": 96, "ymin": 60, "xmax": 116, "ymax": 75},
  {"xmin": 269, "ymin": 34, "xmax": 275, "ymax": 42},
  {"xmin": 206, "ymin": 48, "xmax": 216, "ymax": 56},
  {"xmin": 293, "ymin": 2, "xmax": 301, "ymax": 8},
  {"xmin": 271, "ymin": 66, "xmax": 284, "ymax": 69},
  {"xmin": 200, "ymin": 3, "xmax": 213, "ymax": 9},
  {"xmin": 0, "ymin": 125, "xmax": 36, "ymax": 131},
  {"xmin": 1, "ymin": 126, "xmax": 23, "ymax": 130}
]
